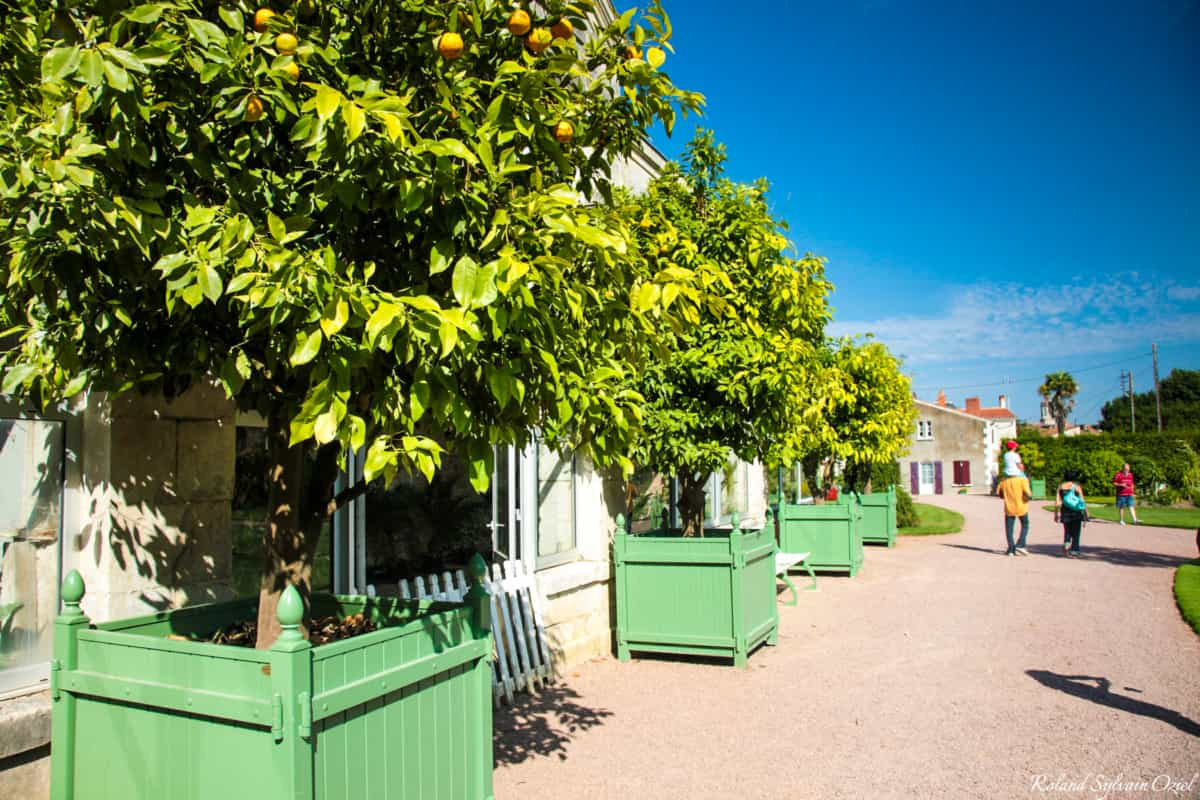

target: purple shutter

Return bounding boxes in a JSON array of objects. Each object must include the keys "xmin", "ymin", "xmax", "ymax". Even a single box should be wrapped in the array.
[
  {"xmin": 910, "ymin": 462, "xmax": 919, "ymax": 495},
  {"xmin": 934, "ymin": 461, "xmax": 944, "ymax": 494},
  {"xmin": 962, "ymin": 461, "xmax": 970, "ymax": 485}
]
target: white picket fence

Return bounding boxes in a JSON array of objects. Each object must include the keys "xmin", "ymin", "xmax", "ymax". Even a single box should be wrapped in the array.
[{"xmin": 368, "ymin": 560, "xmax": 553, "ymax": 707}]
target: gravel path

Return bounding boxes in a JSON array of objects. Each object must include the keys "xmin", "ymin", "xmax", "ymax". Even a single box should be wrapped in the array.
[{"xmin": 493, "ymin": 493, "xmax": 1200, "ymax": 799}]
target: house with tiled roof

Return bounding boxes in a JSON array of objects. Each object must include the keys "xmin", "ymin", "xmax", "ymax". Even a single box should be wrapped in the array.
[{"xmin": 903, "ymin": 392, "xmax": 1019, "ymax": 495}]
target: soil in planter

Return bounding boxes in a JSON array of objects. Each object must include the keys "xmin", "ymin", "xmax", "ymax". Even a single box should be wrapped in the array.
[{"xmin": 167, "ymin": 613, "xmax": 377, "ymax": 647}]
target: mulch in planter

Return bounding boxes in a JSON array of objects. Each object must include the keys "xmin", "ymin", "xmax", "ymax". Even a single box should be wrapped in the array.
[{"xmin": 167, "ymin": 613, "xmax": 377, "ymax": 647}]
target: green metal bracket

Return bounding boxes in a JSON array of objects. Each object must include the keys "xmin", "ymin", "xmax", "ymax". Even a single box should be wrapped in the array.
[
  {"xmin": 271, "ymin": 693, "xmax": 284, "ymax": 742},
  {"xmin": 298, "ymin": 692, "xmax": 312, "ymax": 741},
  {"xmin": 50, "ymin": 659, "xmax": 61, "ymax": 701}
]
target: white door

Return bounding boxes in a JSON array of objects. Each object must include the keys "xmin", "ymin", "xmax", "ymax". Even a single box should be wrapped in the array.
[{"xmin": 918, "ymin": 462, "xmax": 936, "ymax": 495}]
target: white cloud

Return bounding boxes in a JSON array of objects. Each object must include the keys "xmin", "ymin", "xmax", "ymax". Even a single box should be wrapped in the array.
[
  {"xmin": 1167, "ymin": 286, "xmax": 1200, "ymax": 301},
  {"xmin": 830, "ymin": 274, "xmax": 1200, "ymax": 368}
]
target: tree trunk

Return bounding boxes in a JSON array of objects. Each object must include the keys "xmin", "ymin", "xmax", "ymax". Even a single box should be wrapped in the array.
[
  {"xmin": 255, "ymin": 414, "xmax": 342, "ymax": 649},
  {"xmin": 677, "ymin": 473, "xmax": 708, "ymax": 538}
]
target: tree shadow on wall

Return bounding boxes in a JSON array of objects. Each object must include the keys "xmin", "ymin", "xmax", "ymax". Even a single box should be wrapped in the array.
[
  {"xmin": 1026, "ymin": 670, "xmax": 1200, "ymax": 737},
  {"xmin": 493, "ymin": 683, "xmax": 614, "ymax": 766}
]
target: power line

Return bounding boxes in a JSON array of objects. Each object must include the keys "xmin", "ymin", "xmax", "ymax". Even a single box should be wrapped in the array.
[{"xmin": 913, "ymin": 352, "xmax": 1152, "ymax": 393}]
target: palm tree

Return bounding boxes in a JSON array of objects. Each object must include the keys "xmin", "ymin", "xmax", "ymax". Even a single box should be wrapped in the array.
[{"xmin": 1039, "ymin": 371, "xmax": 1079, "ymax": 435}]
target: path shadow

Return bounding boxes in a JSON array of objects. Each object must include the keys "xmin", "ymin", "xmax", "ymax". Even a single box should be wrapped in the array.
[
  {"xmin": 940, "ymin": 543, "xmax": 1011, "ymax": 557},
  {"xmin": 1023, "ymin": 543, "xmax": 1190, "ymax": 569},
  {"xmin": 493, "ymin": 684, "xmax": 614, "ymax": 766},
  {"xmin": 1026, "ymin": 670, "xmax": 1200, "ymax": 737}
]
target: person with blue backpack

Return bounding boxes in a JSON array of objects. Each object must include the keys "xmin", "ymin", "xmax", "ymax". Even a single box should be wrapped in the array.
[{"xmin": 1054, "ymin": 470, "xmax": 1089, "ymax": 556}]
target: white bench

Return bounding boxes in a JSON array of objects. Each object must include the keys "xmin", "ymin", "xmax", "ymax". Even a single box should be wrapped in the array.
[{"xmin": 775, "ymin": 551, "xmax": 817, "ymax": 605}]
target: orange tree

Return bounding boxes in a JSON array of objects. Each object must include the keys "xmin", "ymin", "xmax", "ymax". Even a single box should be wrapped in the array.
[
  {"xmin": 0, "ymin": 0, "xmax": 701, "ymax": 645},
  {"xmin": 622, "ymin": 130, "xmax": 832, "ymax": 535}
]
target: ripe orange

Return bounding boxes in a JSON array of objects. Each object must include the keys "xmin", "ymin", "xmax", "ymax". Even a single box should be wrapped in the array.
[
  {"xmin": 525, "ymin": 27, "xmax": 552, "ymax": 53},
  {"xmin": 253, "ymin": 8, "xmax": 275, "ymax": 32},
  {"xmin": 244, "ymin": 94, "xmax": 265, "ymax": 122},
  {"xmin": 550, "ymin": 18, "xmax": 573, "ymax": 40},
  {"xmin": 275, "ymin": 32, "xmax": 298, "ymax": 54},
  {"xmin": 506, "ymin": 9, "xmax": 531, "ymax": 36},
  {"xmin": 622, "ymin": 44, "xmax": 642, "ymax": 61},
  {"xmin": 437, "ymin": 32, "xmax": 464, "ymax": 59},
  {"xmin": 553, "ymin": 121, "xmax": 573, "ymax": 143}
]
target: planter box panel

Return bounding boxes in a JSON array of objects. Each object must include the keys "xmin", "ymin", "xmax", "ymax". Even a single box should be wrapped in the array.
[
  {"xmin": 614, "ymin": 525, "xmax": 778, "ymax": 666},
  {"xmin": 72, "ymin": 695, "xmax": 277, "ymax": 800},
  {"xmin": 74, "ymin": 633, "xmax": 271, "ymax": 720},
  {"xmin": 856, "ymin": 489, "xmax": 897, "ymax": 547},
  {"xmin": 741, "ymin": 544, "xmax": 777, "ymax": 643},
  {"xmin": 778, "ymin": 503, "xmax": 863, "ymax": 576},
  {"xmin": 622, "ymin": 561, "xmax": 736, "ymax": 646},
  {"xmin": 53, "ymin": 580, "xmax": 495, "ymax": 800}
]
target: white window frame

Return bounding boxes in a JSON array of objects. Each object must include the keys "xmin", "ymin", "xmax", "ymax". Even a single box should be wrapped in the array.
[
  {"xmin": 917, "ymin": 420, "xmax": 933, "ymax": 440},
  {"xmin": 534, "ymin": 442, "xmax": 578, "ymax": 571}
]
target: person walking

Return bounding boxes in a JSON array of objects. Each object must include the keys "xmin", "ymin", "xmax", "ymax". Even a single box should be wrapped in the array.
[
  {"xmin": 1112, "ymin": 463, "xmax": 1139, "ymax": 525},
  {"xmin": 1055, "ymin": 470, "xmax": 1089, "ymax": 557},
  {"xmin": 996, "ymin": 470, "xmax": 1033, "ymax": 556}
]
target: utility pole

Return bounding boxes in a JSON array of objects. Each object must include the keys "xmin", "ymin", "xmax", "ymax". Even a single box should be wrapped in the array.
[
  {"xmin": 1152, "ymin": 342, "xmax": 1162, "ymax": 432},
  {"xmin": 1120, "ymin": 371, "xmax": 1135, "ymax": 433}
]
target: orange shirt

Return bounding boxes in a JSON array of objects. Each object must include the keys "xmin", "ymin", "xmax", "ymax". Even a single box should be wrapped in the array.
[{"xmin": 998, "ymin": 476, "xmax": 1032, "ymax": 516}]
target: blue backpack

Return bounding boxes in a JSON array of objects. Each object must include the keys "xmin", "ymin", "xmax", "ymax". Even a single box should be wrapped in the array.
[{"xmin": 1062, "ymin": 485, "xmax": 1086, "ymax": 512}]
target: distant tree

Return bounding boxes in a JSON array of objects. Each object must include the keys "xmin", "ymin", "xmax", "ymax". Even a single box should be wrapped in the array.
[
  {"xmin": 1039, "ymin": 372, "xmax": 1078, "ymax": 436},
  {"xmin": 1098, "ymin": 369, "xmax": 1200, "ymax": 432}
]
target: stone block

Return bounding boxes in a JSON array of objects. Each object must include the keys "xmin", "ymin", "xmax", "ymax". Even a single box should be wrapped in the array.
[
  {"xmin": 0, "ymin": 691, "xmax": 51, "ymax": 760},
  {"xmin": 109, "ymin": 380, "xmax": 233, "ymax": 421},
  {"xmin": 0, "ymin": 744, "xmax": 49, "ymax": 800},
  {"xmin": 177, "ymin": 419, "xmax": 236, "ymax": 501},
  {"xmin": 108, "ymin": 418, "xmax": 177, "ymax": 505}
]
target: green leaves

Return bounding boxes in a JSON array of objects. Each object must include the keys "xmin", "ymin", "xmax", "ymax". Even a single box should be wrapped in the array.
[
  {"xmin": 451, "ymin": 257, "xmax": 498, "ymax": 309},
  {"xmin": 290, "ymin": 328, "xmax": 323, "ymax": 366}
]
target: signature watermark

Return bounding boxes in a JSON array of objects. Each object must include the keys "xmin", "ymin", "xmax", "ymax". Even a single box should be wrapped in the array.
[{"xmin": 1030, "ymin": 773, "xmax": 1199, "ymax": 797}]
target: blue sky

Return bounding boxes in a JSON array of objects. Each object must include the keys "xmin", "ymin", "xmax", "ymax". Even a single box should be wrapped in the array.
[{"xmin": 645, "ymin": 0, "xmax": 1200, "ymax": 424}]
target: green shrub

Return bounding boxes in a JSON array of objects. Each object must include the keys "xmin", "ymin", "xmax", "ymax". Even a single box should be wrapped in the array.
[
  {"xmin": 1018, "ymin": 432, "xmax": 1200, "ymax": 496},
  {"xmin": 896, "ymin": 485, "xmax": 919, "ymax": 528}
]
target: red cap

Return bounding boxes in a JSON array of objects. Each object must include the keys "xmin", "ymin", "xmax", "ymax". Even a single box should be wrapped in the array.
[{"xmin": 1006, "ymin": 440, "xmax": 1018, "ymax": 450}]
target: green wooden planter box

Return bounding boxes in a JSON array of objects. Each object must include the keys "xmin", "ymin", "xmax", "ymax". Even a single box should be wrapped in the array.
[
  {"xmin": 50, "ymin": 563, "xmax": 494, "ymax": 800},
  {"xmin": 613, "ymin": 515, "xmax": 778, "ymax": 667},
  {"xmin": 1029, "ymin": 478, "xmax": 1047, "ymax": 500},
  {"xmin": 848, "ymin": 487, "xmax": 897, "ymax": 547},
  {"xmin": 777, "ymin": 501, "xmax": 864, "ymax": 576}
]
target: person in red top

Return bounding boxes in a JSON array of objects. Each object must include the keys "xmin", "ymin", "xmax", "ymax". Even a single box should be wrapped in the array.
[{"xmin": 1112, "ymin": 463, "xmax": 1139, "ymax": 525}]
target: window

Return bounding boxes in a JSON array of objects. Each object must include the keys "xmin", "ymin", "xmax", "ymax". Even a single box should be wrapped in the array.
[
  {"xmin": 0, "ymin": 416, "xmax": 65, "ymax": 693},
  {"xmin": 536, "ymin": 444, "xmax": 576, "ymax": 568},
  {"xmin": 916, "ymin": 420, "xmax": 933, "ymax": 440}
]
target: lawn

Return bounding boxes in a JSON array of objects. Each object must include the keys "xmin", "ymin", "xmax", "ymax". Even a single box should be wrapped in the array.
[
  {"xmin": 1175, "ymin": 561, "xmax": 1200, "ymax": 636},
  {"xmin": 1040, "ymin": 503, "xmax": 1200, "ymax": 529},
  {"xmin": 899, "ymin": 503, "xmax": 965, "ymax": 536}
]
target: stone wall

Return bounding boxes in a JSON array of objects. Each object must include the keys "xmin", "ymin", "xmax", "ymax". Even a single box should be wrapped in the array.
[{"xmin": 75, "ymin": 383, "xmax": 237, "ymax": 620}]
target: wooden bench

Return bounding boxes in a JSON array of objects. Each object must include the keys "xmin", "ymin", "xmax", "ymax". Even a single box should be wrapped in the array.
[{"xmin": 775, "ymin": 551, "xmax": 817, "ymax": 605}]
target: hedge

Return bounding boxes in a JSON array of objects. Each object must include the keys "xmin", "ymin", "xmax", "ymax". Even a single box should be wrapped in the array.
[{"xmin": 1014, "ymin": 431, "xmax": 1200, "ymax": 497}]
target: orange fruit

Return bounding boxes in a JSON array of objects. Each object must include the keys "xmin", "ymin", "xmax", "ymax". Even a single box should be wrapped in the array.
[
  {"xmin": 281, "ymin": 61, "xmax": 300, "ymax": 80},
  {"xmin": 525, "ymin": 27, "xmax": 551, "ymax": 53},
  {"xmin": 553, "ymin": 121, "xmax": 573, "ymax": 143},
  {"xmin": 275, "ymin": 32, "xmax": 298, "ymax": 54},
  {"xmin": 550, "ymin": 18, "xmax": 573, "ymax": 40},
  {"xmin": 244, "ymin": 94, "xmax": 265, "ymax": 122},
  {"xmin": 253, "ymin": 8, "xmax": 275, "ymax": 32},
  {"xmin": 506, "ymin": 9, "xmax": 531, "ymax": 36},
  {"xmin": 437, "ymin": 32, "xmax": 464, "ymax": 60},
  {"xmin": 622, "ymin": 44, "xmax": 642, "ymax": 61},
  {"xmin": 647, "ymin": 46, "xmax": 666, "ymax": 68}
]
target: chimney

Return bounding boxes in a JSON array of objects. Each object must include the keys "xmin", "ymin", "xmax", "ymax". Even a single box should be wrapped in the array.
[
  {"xmin": 998, "ymin": 394, "xmax": 1007, "ymax": 409},
  {"xmin": 937, "ymin": 389, "xmax": 946, "ymax": 407},
  {"xmin": 965, "ymin": 397, "xmax": 981, "ymax": 412}
]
